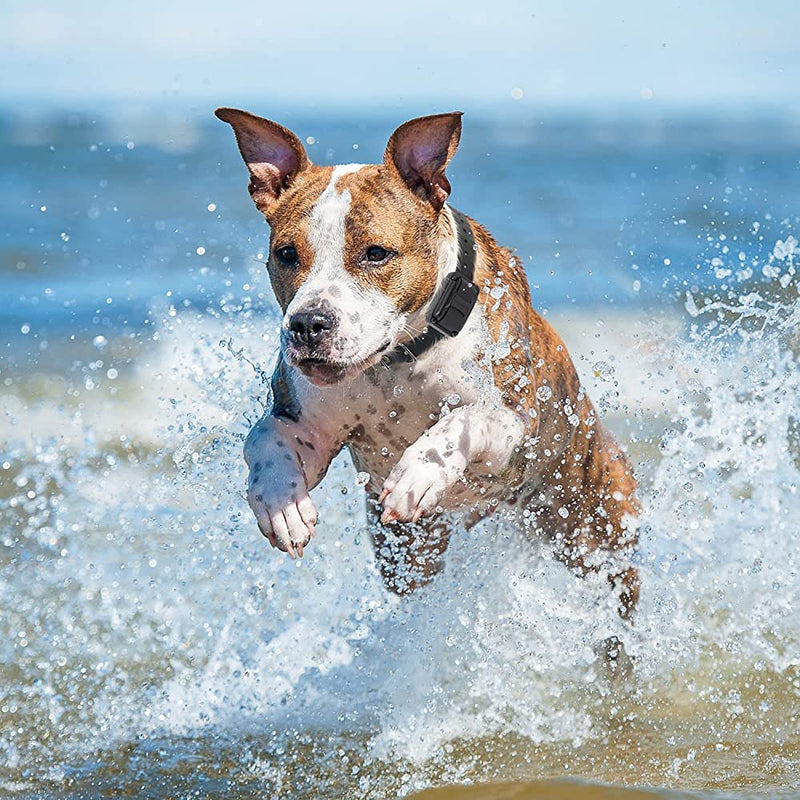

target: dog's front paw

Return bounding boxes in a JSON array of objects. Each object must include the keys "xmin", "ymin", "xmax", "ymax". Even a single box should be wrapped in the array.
[
  {"xmin": 379, "ymin": 447, "xmax": 464, "ymax": 524},
  {"xmin": 247, "ymin": 470, "xmax": 317, "ymax": 558}
]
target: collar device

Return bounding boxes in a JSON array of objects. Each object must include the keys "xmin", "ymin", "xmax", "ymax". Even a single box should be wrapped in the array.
[
  {"xmin": 429, "ymin": 272, "xmax": 478, "ymax": 337},
  {"xmin": 381, "ymin": 207, "xmax": 479, "ymax": 366}
]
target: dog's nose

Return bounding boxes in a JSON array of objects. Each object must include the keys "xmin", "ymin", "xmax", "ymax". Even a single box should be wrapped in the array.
[{"xmin": 288, "ymin": 309, "xmax": 335, "ymax": 346}]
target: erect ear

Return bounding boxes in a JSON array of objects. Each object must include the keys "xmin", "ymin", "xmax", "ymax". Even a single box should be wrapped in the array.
[
  {"xmin": 215, "ymin": 107, "xmax": 309, "ymax": 215},
  {"xmin": 384, "ymin": 112, "xmax": 463, "ymax": 212}
]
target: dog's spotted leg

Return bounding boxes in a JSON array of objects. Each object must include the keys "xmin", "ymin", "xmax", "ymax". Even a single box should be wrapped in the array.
[
  {"xmin": 379, "ymin": 404, "xmax": 524, "ymax": 524},
  {"xmin": 366, "ymin": 495, "xmax": 451, "ymax": 595},
  {"xmin": 244, "ymin": 414, "xmax": 336, "ymax": 558}
]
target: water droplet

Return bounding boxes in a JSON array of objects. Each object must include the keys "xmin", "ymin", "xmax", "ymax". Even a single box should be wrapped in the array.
[
  {"xmin": 355, "ymin": 471, "xmax": 370, "ymax": 487},
  {"xmin": 592, "ymin": 360, "xmax": 614, "ymax": 381},
  {"xmin": 536, "ymin": 385, "xmax": 552, "ymax": 401},
  {"xmin": 558, "ymin": 506, "xmax": 569, "ymax": 519}
]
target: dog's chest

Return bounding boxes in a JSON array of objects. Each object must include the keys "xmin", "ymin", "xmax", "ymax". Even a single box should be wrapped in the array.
[{"xmin": 339, "ymin": 336, "xmax": 493, "ymax": 487}]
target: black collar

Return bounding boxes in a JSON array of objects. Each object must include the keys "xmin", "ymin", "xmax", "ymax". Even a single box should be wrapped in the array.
[{"xmin": 380, "ymin": 206, "xmax": 480, "ymax": 367}]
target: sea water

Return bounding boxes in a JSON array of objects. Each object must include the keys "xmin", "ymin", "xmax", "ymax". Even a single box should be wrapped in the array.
[{"xmin": 1, "ymin": 109, "xmax": 798, "ymax": 798}]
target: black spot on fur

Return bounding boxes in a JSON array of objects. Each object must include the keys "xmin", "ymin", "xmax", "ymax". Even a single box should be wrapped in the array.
[
  {"xmin": 458, "ymin": 425, "xmax": 471, "ymax": 457},
  {"xmin": 425, "ymin": 448, "xmax": 445, "ymax": 467}
]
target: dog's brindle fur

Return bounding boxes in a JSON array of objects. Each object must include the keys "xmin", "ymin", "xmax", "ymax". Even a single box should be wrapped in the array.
[{"xmin": 217, "ymin": 109, "xmax": 640, "ymax": 620}]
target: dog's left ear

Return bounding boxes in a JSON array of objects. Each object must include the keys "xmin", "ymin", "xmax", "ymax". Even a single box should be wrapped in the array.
[
  {"xmin": 384, "ymin": 112, "xmax": 463, "ymax": 212},
  {"xmin": 215, "ymin": 107, "xmax": 309, "ymax": 215}
]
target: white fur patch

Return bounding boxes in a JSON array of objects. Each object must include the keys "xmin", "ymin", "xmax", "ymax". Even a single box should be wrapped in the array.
[
  {"xmin": 285, "ymin": 163, "xmax": 404, "ymax": 363},
  {"xmin": 287, "ymin": 164, "xmax": 363, "ymax": 313},
  {"xmin": 306, "ymin": 163, "xmax": 365, "ymax": 281},
  {"xmin": 286, "ymin": 164, "xmax": 365, "ymax": 321}
]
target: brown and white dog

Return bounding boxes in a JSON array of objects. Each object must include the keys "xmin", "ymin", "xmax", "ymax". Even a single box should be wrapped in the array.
[{"xmin": 216, "ymin": 108, "xmax": 640, "ymax": 621}]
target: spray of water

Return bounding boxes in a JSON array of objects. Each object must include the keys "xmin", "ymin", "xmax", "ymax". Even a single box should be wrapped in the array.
[{"xmin": 1, "ymin": 235, "xmax": 798, "ymax": 797}]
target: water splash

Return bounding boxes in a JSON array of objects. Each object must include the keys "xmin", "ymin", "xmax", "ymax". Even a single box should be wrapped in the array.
[{"xmin": 1, "ymin": 238, "xmax": 799, "ymax": 797}]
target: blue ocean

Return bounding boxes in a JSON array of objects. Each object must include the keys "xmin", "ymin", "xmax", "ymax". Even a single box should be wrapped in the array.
[{"xmin": 1, "ymin": 108, "xmax": 799, "ymax": 798}]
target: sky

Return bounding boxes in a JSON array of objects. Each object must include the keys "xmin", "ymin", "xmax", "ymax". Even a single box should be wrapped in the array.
[{"xmin": 2, "ymin": 0, "xmax": 799, "ymax": 113}]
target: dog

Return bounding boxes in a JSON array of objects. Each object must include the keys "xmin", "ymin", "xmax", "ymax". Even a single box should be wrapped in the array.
[{"xmin": 216, "ymin": 108, "xmax": 640, "ymax": 622}]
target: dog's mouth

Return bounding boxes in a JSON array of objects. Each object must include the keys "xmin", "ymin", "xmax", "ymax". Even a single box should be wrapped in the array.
[{"xmin": 294, "ymin": 341, "xmax": 392, "ymax": 386}]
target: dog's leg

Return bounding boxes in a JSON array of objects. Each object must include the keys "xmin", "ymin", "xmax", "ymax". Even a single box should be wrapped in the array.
[
  {"xmin": 530, "ymin": 502, "xmax": 638, "ymax": 681},
  {"xmin": 554, "ymin": 523, "xmax": 639, "ymax": 620},
  {"xmin": 528, "ymin": 423, "xmax": 640, "ymax": 678},
  {"xmin": 244, "ymin": 414, "xmax": 336, "ymax": 557},
  {"xmin": 535, "ymin": 416, "xmax": 640, "ymax": 621},
  {"xmin": 366, "ymin": 495, "xmax": 451, "ymax": 595},
  {"xmin": 533, "ymin": 497, "xmax": 639, "ymax": 621},
  {"xmin": 379, "ymin": 404, "xmax": 525, "ymax": 525}
]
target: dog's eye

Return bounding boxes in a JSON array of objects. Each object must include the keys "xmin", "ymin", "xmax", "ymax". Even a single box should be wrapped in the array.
[
  {"xmin": 363, "ymin": 245, "xmax": 392, "ymax": 265},
  {"xmin": 275, "ymin": 245, "xmax": 299, "ymax": 267}
]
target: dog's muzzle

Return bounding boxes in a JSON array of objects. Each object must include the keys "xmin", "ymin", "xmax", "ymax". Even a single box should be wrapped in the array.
[{"xmin": 282, "ymin": 304, "xmax": 343, "ymax": 385}]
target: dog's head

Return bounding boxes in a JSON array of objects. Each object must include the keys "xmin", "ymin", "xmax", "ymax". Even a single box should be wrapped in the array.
[{"xmin": 216, "ymin": 108, "xmax": 462, "ymax": 386}]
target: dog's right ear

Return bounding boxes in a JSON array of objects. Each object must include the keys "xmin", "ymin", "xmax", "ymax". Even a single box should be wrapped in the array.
[
  {"xmin": 215, "ymin": 108, "xmax": 309, "ymax": 215},
  {"xmin": 384, "ymin": 112, "xmax": 462, "ymax": 212}
]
